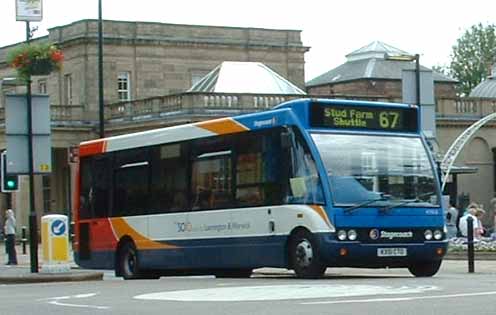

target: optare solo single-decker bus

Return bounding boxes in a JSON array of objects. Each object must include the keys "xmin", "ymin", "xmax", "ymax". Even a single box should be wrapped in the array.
[{"xmin": 74, "ymin": 98, "xmax": 447, "ymax": 279}]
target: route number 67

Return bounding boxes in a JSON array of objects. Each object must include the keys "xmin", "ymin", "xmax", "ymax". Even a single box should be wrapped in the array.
[{"xmin": 379, "ymin": 112, "xmax": 399, "ymax": 129}]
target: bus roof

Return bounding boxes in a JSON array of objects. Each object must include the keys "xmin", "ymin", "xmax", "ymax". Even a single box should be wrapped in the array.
[{"xmin": 79, "ymin": 98, "xmax": 418, "ymax": 157}]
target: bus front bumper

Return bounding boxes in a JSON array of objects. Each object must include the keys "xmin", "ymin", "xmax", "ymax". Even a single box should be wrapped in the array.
[{"xmin": 318, "ymin": 236, "xmax": 448, "ymax": 268}]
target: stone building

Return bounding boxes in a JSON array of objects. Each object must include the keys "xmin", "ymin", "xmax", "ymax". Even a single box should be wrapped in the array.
[
  {"xmin": 0, "ymin": 19, "xmax": 308, "ymax": 229},
  {"xmin": 307, "ymin": 41, "xmax": 496, "ymax": 226}
]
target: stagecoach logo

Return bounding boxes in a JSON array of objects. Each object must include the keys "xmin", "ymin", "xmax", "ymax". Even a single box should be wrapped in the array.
[
  {"xmin": 369, "ymin": 229, "xmax": 380, "ymax": 240},
  {"xmin": 369, "ymin": 229, "xmax": 413, "ymax": 240}
]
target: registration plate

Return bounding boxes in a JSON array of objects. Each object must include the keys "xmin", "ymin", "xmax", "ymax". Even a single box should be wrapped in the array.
[{"xmin": 377, "ymin": 248, "xmax": 407, "ymax": 257}]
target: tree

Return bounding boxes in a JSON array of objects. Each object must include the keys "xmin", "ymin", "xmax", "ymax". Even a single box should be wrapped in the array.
[{"xmin": 448, "ymin": 23, "xmax": 496, "ymax": 96}]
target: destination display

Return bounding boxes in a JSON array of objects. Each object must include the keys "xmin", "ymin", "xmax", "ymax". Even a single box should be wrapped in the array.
[{"xmin": 310, "ymin": 103, "xmax": 418, "ymax": 132}]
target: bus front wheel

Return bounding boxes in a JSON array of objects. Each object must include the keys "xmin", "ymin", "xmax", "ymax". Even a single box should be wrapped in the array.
[
  {"xmin": 289, "ymin": 230, "xmax": 326, "ymax": 279},
  {"xmin": 408, "ymin": 260, "xmax": 442, "ymax": 277}
]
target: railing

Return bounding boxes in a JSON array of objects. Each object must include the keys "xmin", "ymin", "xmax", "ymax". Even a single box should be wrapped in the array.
[
  {"xmin": 51, "ymin": 105, "xmax": 87, "ymax": 122},
  {"xmin": 437, "ymin": 98, "xmax": 496, "ymax": 119},
  {"xmin": 105, "ymin": 92, "xmax": 305, "ymax": 122},
  {"xmin": 2, "ymin": 94, "xmax": 495, "ymax": 128}
]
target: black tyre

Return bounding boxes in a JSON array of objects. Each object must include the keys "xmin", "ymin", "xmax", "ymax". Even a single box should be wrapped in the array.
[
  {"xmin": 119, "ymin": 242, "xmax": 141, "ymax": 280},
  {"xmin": 214, "ymin": 269, "xmax": 253, "ymax": 278},
  {"xmin": 289, "ymin": 230, "xmax": 326, "ymax": 279},
  {"xmin": 408, "ymin": 260, "xmax": 442, "ymax": 277}
]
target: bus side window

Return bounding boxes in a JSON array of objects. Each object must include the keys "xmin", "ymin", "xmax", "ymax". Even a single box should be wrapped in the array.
[
  {"xmin": 79, "ymin": 157, "xmax": 94, "ymax": 219},
  {"xmin": 191, "ymin": 135, "xmax": 233, "ymax": 211},
  {"xmin": 234, "ymin": 128, "xmax": 285, "ymax": 206},
  {"xmin": 93, "ymin": 155, "xmax": 112, "ymax": 218},
  {"xmin": 286, "ymin": 128, "xmax": 324, "ymax": 205},
  {"xmin": 113, "ymin": 148, "xmax": 150, "ymax": 217}
]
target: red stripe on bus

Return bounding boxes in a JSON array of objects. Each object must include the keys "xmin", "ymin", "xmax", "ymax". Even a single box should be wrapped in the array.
[{"xmin": 79, "ymin": 140, "xmax": 107, "ymax": 157}]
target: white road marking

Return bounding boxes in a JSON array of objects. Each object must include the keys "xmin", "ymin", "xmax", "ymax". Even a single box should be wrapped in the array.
[
  {"xmin": 301, "ymin": 290, "xmax": 496, "ymax": 305},
  {"xmin": 48, "ymin": 300, "xmax": 109, "ymax": 310},
  {"xmin": 38, "ymin": 292, "xmax": 109, "ymax": 310},
  {"xmin": 134, "ymin": 284, "xmax": 439, "ymax": 302}
]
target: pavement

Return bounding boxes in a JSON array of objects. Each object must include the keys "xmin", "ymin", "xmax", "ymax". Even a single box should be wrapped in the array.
[{"xmin": 0, "ymin": 242, "xmax": 103, "ymax": 284}]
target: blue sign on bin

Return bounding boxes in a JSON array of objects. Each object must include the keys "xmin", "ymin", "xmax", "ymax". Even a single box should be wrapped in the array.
[{"xmin": 51, "ymin": 219, "xmax": 66, "ymax": 236}]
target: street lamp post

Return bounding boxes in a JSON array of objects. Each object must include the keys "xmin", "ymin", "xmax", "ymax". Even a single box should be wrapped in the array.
[
  {"xmin": 414, "ymin": 53, "xmax": 420, "ymax": 107},
  {"xmin": 25, "ymin": 21, "xmax": 39, "ymax": 273},
  {"xmin": 98, "ymin": 0, "xmax": 105, "ymax": 138}
]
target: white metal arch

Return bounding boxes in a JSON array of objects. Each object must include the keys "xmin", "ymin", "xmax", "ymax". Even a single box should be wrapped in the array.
[{"xmin": 440, "ymin": 112, "xmax": 496, "ymax": 191}]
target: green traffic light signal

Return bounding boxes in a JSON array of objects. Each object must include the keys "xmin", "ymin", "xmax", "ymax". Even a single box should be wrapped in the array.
[
  {"xmin": 1, "ymin": 152, "xmax": 19, "ymax": 192},
  {"xmin": 3, "ymin": 175, "xmax": 18, "ymax": 191}
]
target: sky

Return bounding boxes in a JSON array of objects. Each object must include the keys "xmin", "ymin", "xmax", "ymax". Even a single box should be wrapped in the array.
[{"xmin": 1, "ymin": 0, "xmax": 494, "ymax": 81}]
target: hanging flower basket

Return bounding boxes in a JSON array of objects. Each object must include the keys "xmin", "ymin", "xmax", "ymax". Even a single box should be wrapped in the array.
[{"xmin": 6, "ymin": 43, "xmax": 64, "ymax": 82}]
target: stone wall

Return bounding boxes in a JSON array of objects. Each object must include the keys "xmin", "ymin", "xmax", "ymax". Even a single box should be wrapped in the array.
[{"xmin": 1, "ymin": 19, "xmax": 308, "ymax": 113}]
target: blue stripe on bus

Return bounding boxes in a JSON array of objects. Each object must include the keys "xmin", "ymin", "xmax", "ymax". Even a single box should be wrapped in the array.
[
  {"xmin": 75, "ymin": 235, "xmax": 289, "ymax": 270},
  {"xmin": 75, "ymin": 232, "xmax": 448, "ymax": 272}
]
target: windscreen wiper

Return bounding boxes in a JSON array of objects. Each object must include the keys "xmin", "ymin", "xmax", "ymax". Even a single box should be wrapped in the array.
[
  {"xmin": 381, "ymin": 192, "xmax": 437, "ymax": 212},
  {"xmin": 344, "ymin": 194, "xmax": 391, "ymax": 213}
]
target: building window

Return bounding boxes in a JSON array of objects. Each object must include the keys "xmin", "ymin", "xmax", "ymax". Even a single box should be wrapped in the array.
[
  {"xmin": 38, "ymin": 79, "xmax": 47, "ymax": 94},
  {"xmin": 64, "ymin": 74, "xmax": 73, "ymax": 105},
  {"xmin": 118, "ymin": 72, "xmax": 131, "ymax": 101}
]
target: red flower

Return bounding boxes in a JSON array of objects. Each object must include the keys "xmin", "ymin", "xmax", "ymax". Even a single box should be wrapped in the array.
[
  {"xmin": 51, "ymin": 50, "xmax": 64, "ymax": 63},
  {"xmin": 12, "ymin": 53, "xmax": 30, "ymax": 68}
]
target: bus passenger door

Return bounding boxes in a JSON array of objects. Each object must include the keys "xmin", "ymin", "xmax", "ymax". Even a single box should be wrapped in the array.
[
  {"xmin": 90, "ymin": 156, "xmax": 114, "ymax": 267},
  {"xmin": 78, "ymin": 155, "xmax": 113, "ymax": 268}
]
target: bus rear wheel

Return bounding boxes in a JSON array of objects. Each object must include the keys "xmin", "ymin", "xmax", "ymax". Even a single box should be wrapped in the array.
[
  {"xmin": 408, "ymin": 260, "xmax": 442, "ymax": 277},
  {"xmin": 289, "ymin": 230, "xmax": 326, "ymax": 279},
  {"xmin": 119, "ymin": 242, "xmax": 141, "ymax": 280}
]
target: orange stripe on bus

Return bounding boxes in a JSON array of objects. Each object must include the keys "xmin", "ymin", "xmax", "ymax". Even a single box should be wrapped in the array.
[
  {"xmin": 79, "ymin": 140, "xmax": 107, "ymax": 157},
  {"xmin": 110, "ymin": 217, "xmax": 177, "ymax": 250},
  {"xmin": 310, "ymin": 205, "xmax": 332, "ymax": 228},
  {"xmin": 196, "ymin": 118, "xmax": 248, "ymax": 135}
]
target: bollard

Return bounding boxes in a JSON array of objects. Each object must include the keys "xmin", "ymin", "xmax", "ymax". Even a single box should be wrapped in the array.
[
  {"xmin": 21, "ymin": 226, "xmax": 27, "ymax": 255},
  {"xmin": 41, "ymin": 215, "xmax": 70, "ymax": 273},
  {"xmin": 467, "ymin": 216, "xmax": 475, "ymax": 273}
]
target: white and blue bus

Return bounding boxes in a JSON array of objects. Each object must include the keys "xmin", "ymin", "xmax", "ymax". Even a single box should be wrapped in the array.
[{"xmin": 74, "ymin": 98, "xmax": 447, "ymax": 279}]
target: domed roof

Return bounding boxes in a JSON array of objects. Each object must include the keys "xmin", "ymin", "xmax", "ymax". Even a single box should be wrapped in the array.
[
  {"xmin": 469, "ymin": 66, "xmax": 496, "ymax": 98},
  {"xmin": 188, "ymin": 61, "xmax": 306, "ymax": 95},
  {"xmin": 345, "ymin": 41, "xmax": 410, "ymax": 62},
  {"xmin": 307, "ymin": 41, "xmax": 457, "ymax": 87}
]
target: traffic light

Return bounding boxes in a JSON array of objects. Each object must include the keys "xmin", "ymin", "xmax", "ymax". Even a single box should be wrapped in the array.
[{"xmin": 1, "ymin": 152, "xmax": 19, "ymax": 192}]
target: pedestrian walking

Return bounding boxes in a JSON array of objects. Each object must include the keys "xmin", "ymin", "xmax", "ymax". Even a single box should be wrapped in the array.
[{"xmin": 3, "ymin": 209, "xmax": 18, "ymax": 265}]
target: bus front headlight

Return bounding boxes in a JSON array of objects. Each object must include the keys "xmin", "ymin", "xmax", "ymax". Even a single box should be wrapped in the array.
[
  {"xmin": 337, "ymin": 230, "xmax": 347, "ymax": 241},
  {"xmin": 434, "ymin": 230, "xmax": 443, "ymax": 240},
  {"xmin": 424, "ymin": 229, "xmax": 433, "ymax": 240},
  {"xmin": 347, "ymin": 229, "xmax": 358, "ymax": 241}
]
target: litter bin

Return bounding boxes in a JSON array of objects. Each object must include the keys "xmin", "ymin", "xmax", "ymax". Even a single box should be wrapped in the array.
[{"xmin": 41, "ymin": 214, "xmax": 70, "ymax": 273}]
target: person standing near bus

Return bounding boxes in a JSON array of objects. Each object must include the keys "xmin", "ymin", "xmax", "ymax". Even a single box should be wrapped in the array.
[{"xmin": 3, "ymin": 209, "xmax": 18, "ymax": 265}]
